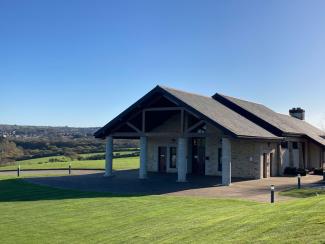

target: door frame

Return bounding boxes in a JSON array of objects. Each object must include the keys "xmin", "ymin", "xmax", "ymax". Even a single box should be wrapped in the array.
[
  {"xmin": 261, "ymin": 152, "xmax": 271, "ymax": 178},
  {"xmin": 155, "ymin": 144, "xmax": 178, "ymax": 173},
  {"xmin": 158, "ymin": 146, "xmax": 167, "ymax": 173},
  {"xmin": 270, "ymin": 152, "xmax": 274, "ymax": 177},
  {"xmin": 262, "ymin": 153, "xmax": 268, "ymax": 178},
  {"xmin": 191, "ymin": 138, "xmax": 206, "ymax": 175}
]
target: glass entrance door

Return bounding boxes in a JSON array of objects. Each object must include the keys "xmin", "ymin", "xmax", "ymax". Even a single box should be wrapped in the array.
[
  {"xmin": 191, "ymin": 138, "xmax": 205, "ymax": 175},
  {"xmin": 158, "ymin": 146, "xmax": 167, "ymax": 172}
]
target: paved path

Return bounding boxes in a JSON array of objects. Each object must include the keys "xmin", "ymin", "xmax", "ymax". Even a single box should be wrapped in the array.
[
  {"xmin": 168, "ymin": 175, "xmax": 324, "ymax": 202},
  {"xmin": 17, "ymin": 169, "xmax": 324, "ymax": 202},
  {"xmin": 0, "ymin": 169, "xmax": 103, "ymax": 176}
]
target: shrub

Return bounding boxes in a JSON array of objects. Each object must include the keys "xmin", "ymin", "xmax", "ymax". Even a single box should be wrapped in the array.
[
  {"xmin": 313, "ymin": 168, "xmax": 324, "ymax": 175},
  {"xmin": 82, "ymin": 154, "xmax": 105, "ymax": 160},
  {"xmin": 284, "ymin": 167, "xmax": 297, "ymax": 175},
  {"xmin": 48, "ymin": 157, "xmax": 68, "ymax": 163},
  {"xmin": 296, "ymin": 168, "xmax": 308, "ymax": 176},
  {"xmin": 284, "ymin": 167, "xmax": 308, "ymax": 176},
  {"xmin": 63, "ymin": 151, "xmax": 78, "ymax": 160}
]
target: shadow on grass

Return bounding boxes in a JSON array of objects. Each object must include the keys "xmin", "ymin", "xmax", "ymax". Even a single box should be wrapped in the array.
[
  {"xmin": 0, "ymin": 169, "xmax": 235, "ymax": 202},
  {"xmin": 0, "ymin": 178, "xmax": 123, "ymax": 202},
  {"xmin": 4, "ymin": 169, "xmax": 321, "ymax": 202}
]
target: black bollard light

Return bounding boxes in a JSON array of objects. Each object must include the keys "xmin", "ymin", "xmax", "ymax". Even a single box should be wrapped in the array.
[
  {"xmin": 323, "ymin": 170, "xmax": 325, "ymax": 181},
  {"xmin": 17, "ymin": 164, "xmax": 20, "ymax": 177},
  {"xmin": 270, "ymin": 185, "xmax": 275, "ymax": 203},
  {"xmin": 297, "ymin": 174, "xmax": 301, "ymax": 189},
  {"xmin": 69, "ymin": 163, "xmax": 71, "ymax": 175}
]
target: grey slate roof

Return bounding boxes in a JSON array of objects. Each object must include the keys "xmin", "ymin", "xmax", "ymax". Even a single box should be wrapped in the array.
[
  {"xmin": 160, "ymin": 86, "xmax": 279, "ymax": 139},
  {"xmin": 218, "ymin": 94, "xmax": 325, "ymax": 146},
  {"xmin": 96, "ymin": 85, "xmax": 323, "ymax": 145}
]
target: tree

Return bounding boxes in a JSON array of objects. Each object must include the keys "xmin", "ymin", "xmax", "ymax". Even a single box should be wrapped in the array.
[
  {"xmin": 63, "ymin": 148, "xmax": 78, "ymax": 160},
  {"xmin": 0, "ymin": 137, "xmax": 24, "ymax": 165}
]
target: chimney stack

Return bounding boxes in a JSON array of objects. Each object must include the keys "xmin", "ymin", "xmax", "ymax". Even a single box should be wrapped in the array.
[{"xmin": 289, "ymin": 107, "xmax": 305, "ymax": 120}]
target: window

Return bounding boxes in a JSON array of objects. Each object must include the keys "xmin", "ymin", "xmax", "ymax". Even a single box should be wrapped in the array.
[
  {"xmin": 292, "ymin": 142, "xmax": 298, "ymax": 149},
  {"xmin": 196, "ymin": 125, "xmax": 207, "ymax": 134},
  {"xmin": 281, "ymin": 141, "xmax": 288, "ymax": 148},
  {"xmin": 169, "ymin": 147, "xmax": 177, "ymax": 168},
  {"xmin": 218, "ymin": 148, "xmax": 222, "ymax": 171}
]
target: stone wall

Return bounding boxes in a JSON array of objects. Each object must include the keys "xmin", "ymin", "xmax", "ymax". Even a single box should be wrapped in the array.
[
  {"xmin": 144, "ymin": 112, "xmax": 286, "ymax": 179},
  {"xmin": 258, "ymin": 142, "xmax": 277, "ymax": 178},
  {"xmin": 147, "ymin": 114, "xmax": 180, "ymax": 172},
  {"xmin": 309, "ymin": 142, "xmax": 323, "ymax": 169},
  {"xmin": 231, "ymin": 139, "xmax": 277, "ymax": 179},
  {"xmin": 281, "ymin": 147, "xmax": 289, "ymax": 172},
  {"xmin": 144, "ymin": 108, "xmax": 325, "ymax": 179},
  {"xmin": 146, "ymin": 116, "xmax": 279, "ymax": 179},
  {"xmin": 205, "ymin": 124, "xmax": 223, "ymax": 176},
  {"xmin": 147, "ymin": 137, "xmax": 177, "ymax": 172},
  {"xmin": 205, "ymin": 125, "xmax": 279, "ymax": 179}
]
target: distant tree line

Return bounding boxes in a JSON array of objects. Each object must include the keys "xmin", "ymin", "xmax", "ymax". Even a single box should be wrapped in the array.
[
  {"xmin": 0, "ymin": 124, "xmax": 98, "ymax": 138},
  {"xmin": 12, "ymin": 137, "xmax": 105, "ymax": 160},
  {"xmin": 7, "ymin": 137, "xmax": 138, "ymax": 162},
  {"xmin": 0, "ymin": 124, "xmax": 139, "ymax": 165}
]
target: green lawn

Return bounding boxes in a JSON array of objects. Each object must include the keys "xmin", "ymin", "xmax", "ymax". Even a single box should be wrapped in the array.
[
  {"xmin": 0, "ymin": 156, "xmax": 139, "ymax": 171},
  {"xmin": 80, "ymin": 150, "xmax": 139, "ymax": 157},
  {"xmin": 0, "ymin": 176, "xmax": 324, "ymax": 243}
]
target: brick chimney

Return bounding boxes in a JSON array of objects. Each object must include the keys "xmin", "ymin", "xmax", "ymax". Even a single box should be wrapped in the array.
[{"xmin": 289, "ymin": 107, "xmax": 305, "ymax": 120}]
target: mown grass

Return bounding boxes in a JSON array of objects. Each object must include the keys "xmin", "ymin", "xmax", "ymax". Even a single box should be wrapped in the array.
[
  {"xmin": 0, "ymin": 176, "xmax": 324, "ymax": 243},
  {"xmin": 280, "ymin": 187, "xmax": 325, "ymax": 198},
  {"xmin": 0, "ymin": 156, "xmax": 139, "ymax": 171},
  {"xmin": 81, "ymin": 150, "xmax": 138, "ymax": 157}
]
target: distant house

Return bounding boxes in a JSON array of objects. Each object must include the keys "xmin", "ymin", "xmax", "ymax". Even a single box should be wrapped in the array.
[{"xmin": 95, "ymin": 86, "xmax": 325, "ymax": 185}]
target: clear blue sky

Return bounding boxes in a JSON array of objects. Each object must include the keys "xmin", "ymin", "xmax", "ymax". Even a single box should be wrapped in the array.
[{"xmin": 1, "ymin": 0, "xmax": 325, "ymax": 129}]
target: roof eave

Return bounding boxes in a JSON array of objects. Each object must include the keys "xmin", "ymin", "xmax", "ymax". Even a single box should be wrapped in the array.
[
  {"xmin": 236, "ymin": 135, "xmax": 283, "ymax": 141},
  {"xmin": 212, "ymin": 93, "xmax": 285, "ymax": 136},
  {"xmin": 95, "ymin": 86, "xmax": 241, "ymax": 139},
  {"xmin": 94, "ymin": 85, "xmax": 162, "ymax": 139}
]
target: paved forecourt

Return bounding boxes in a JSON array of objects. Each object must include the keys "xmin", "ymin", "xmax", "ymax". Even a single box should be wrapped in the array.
[{"xmin": 17, "ymin": 169, "xmax": 324, "ymax": 202}]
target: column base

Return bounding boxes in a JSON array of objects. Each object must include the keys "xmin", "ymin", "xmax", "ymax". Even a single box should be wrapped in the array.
[
  {"xmin": 177, "ymin": 179, "xmax": 187, "ymax": 183},
  {"xmin": 104, "ymin": 173, "xmax": 114, "ymax": 177},
  {"xmin": 222, "ymin": 183, "xmax": 231, "ymax": 186}
]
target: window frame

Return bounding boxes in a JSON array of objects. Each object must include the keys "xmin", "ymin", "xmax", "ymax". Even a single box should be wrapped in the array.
[
  {"xmin": 169, "ymin": 146, "xmax": 177, "ymax": 169},
  {"xmin": 218, "ymin": 148, "xmax": 222, "ymax": 171}
]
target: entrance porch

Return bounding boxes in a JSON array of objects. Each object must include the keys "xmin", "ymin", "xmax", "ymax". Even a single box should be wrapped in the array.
[
  {"xmin": 104, "ymin": 135, "xmax": 232, "ymax": 185},
  {"xmin": 98, "ymin": 88, "xmax": 279, "ymax": 185}
]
